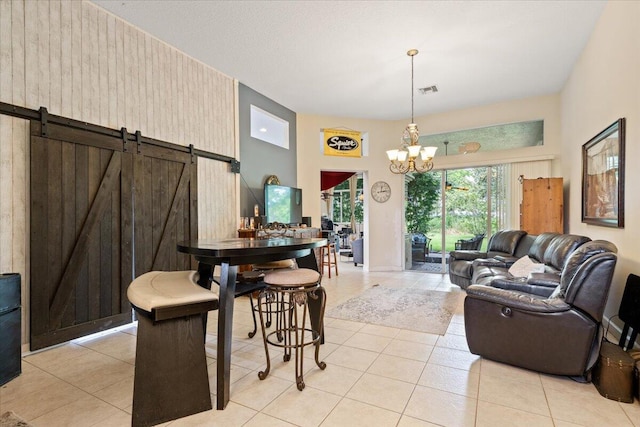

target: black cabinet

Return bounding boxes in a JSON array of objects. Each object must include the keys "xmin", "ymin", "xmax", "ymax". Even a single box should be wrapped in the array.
[{"xmin": 0, "ymin": 273, "xmax": 21, "ymax": 385}]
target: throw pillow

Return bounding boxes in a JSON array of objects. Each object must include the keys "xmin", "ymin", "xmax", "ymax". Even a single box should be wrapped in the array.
[{"xmin": 508, "ymin": 255, "xmax": 545, "ymax": 278}]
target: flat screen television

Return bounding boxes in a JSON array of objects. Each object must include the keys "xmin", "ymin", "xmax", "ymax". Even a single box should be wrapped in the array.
[{"xmin": 264, "ymin": 184, "xmax": 302, "ymax": 225}]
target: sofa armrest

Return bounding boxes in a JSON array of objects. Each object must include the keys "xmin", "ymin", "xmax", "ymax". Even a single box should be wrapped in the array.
[
  {"xmin": 527, "ymin": 272, "xmax": 560, "ymax": 287},
  {"xmin": 493, "ymin": 255, "xmax": 518, "ymax": 266},
  {"xmin": 466, "ymin": 285, "xmax": 571, "ymax": 313},
  {"xmin": 450, "ymin": 250, "xmax": 487, "ymax": 261},
  {"xmin": 491, "ymin": 278, "xmax": 556, "ymax": 298}
]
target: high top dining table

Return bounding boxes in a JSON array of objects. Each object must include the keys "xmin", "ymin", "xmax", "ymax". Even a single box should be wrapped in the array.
[{"xmin": 177, "ymin": 237, "xmax": 327, "ymax": 410}]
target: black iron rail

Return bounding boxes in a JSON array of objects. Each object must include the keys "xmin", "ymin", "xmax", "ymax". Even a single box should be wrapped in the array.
[{"xmin": 0, "ymin": 101, "xmax": 240, "ymax": 173}]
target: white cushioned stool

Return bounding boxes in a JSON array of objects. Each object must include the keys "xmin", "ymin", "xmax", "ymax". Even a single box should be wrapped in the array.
[
  {"xmin": 257, "ymin": 268, "xmax": 326, "ymax": 390},
  {"xmin": 128, "ymin": 271, "xmax": 219, "ymax": 427}
]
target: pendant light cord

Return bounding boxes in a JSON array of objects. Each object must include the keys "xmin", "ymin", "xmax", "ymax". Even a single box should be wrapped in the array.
[{"xmin": 411, "ymin": 54, "xmax": 414, "ymax": 123}]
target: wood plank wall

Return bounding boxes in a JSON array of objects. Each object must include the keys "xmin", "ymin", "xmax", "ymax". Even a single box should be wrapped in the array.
[{"xmin": 0, "ymin": 0, "xmax": 238, "ymax": 345}]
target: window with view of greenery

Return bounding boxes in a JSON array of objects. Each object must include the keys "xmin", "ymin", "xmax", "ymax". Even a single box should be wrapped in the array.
[
  {"xmin": 405, "ymin": 173, "xmax": 439, "ymax": 234},
  {"xmin": 406, "ymin": 166, "xmax": 507, "ymax": 252},
  {"xmin": 331, "ymin": 176, "xmax": 363, "ymax": 224}
]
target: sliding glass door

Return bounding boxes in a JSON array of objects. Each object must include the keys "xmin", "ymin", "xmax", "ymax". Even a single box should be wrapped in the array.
[{"xmin": 406, "ymin": 165, "xmax": 508, "ymax": 273}]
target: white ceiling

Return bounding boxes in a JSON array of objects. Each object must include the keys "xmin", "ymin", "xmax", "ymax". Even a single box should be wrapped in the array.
[{"xmin": 92, "ymin": 0, "xmax": 606, "ymax": 121}]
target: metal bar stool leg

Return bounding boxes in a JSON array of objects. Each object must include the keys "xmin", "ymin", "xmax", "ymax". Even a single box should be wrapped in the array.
[
  {"xmin": 257, "ymin": 268, "xmax": 327, "ymax": 390},
  {"xmin": 257, "ymin": 289, "xmax": 273, "ymax": 380},
  {"xmin": 311, "ymin": 286, "xmax": 328, "ymax": 370}
]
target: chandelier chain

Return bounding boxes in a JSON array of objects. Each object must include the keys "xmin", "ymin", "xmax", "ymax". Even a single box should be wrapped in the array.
[{"xmin": 411, "ymin": 53, "xmax": 414, "ymax": 123}]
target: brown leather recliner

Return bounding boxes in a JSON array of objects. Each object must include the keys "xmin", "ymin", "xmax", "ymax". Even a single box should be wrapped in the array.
[
  {"xmin": 449, "ymin": 230, "xmax": 527, "ymax": 289},
  {"xmin": 464, "ymin": 240, "xmax": 618, "ymax": 378}
]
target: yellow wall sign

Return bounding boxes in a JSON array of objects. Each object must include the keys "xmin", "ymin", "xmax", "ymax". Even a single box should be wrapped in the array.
[{"xmin": 323, "ymin": 129, "xmax": 361, "ymax": 157}]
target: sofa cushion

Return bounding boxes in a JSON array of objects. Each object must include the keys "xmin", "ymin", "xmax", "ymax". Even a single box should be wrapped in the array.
[
  {"xmin": 542, "ymin": 234, "xmax": 591, "ymax": 271},
  {"xmin": 487, "ymin": 230, "xmax": 527, "ymax": 256},
  {"xmin": 514, "ymin": 234, "xmax": 537, "ymax": 258},
  {"xmin": 472, "ymin": 264, "xmax": 509, "ymax": 286},
  {"xmin": 528, "ymin": 233, "xmax": 560, "ymax": 263}
]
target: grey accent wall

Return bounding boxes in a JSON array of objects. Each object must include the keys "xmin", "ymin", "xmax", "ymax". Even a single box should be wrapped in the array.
[{"xmin": 238, "ymin": 83, "xmax": 297, "ymax": 218}]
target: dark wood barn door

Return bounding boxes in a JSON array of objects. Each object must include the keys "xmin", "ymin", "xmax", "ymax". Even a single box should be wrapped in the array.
[
  {"xmin": 132, "ymin": 143, "xmax": 197, "ymax": 276},
  {"xmin": 30, "ymin": 123, "xmax": 197, "ymax": 350}
]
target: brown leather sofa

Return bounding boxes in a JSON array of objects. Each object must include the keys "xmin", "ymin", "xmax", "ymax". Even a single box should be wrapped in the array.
[
  {"xmin": 449, "ymin": 230, "xmax": 591, "ymax": 291},
  {"xmin": 449, "ymin": 230, "xmax": 529, "ymax": 289},
  {"xmin": 464, "ymin": 240, "xmax": 618, "ymax": 377}
]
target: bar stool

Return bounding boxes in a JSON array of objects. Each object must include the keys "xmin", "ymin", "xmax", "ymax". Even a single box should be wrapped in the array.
[
  {"xmin": 320, "ymin": 241, "xmax": 338, "ymax": 278},
  {"xmin": 243, "ymin": 259, "xmax": 296, "ymax": 338},
  {"xmin": 127, "ymin": 271, "xmax": 218, "ymax": 427},
  {"xmin": 257, "ymin": 268, "xmax": 326, "ymax": 390}
]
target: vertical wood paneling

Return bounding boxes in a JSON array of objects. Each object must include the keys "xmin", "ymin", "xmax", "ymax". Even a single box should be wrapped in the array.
[
  {"xmin": 60, "ymin": 140, "xmax": 76, "ymax": 326},
  {"xmin": 184, "ymin": 50, "xmax": 193, "ymax": 145},
  {"xmin": 70, "ymin": 0, "xmax": 82, "ymax": 119},
  {"xmin": 160, "ymin": 42, "xmax": 169, "ymax": 140},
  {"xmin": 97, "ymin": 8, "xmax": 108, "ymax": 123},
  {"xmin": 74, "ymin": 143, "xmax": 88, "ymax": 322},
  {"xmin": 80, "ymin": 2, "xmax": 90, "ymax": 123},
  {"xmin": 46, "ymin": 140, "xmax": 63, "ymax": 319},
  {"xmin": 24, "ymin": 0, "xmax": 38, "ymax": 109},
  {"xmin": 119, "ymin": 151, "xmax": 132, "ymax": 312},
  {"xmin": 156, "ymin": 41, "xmax": 165, "ymax": 140},
  {"xmin": 10, "ymin": 0, "xmax": 25, "ymax": 106},
  {"xmin": 37, "ymin": 0, "xmax": 49, "ymax": 109},
  {"xmin": 11, "ymin": 1, "xmax": 28, "ymax": 342},
  {"xmin": 144, "ymin": 33, "xmax": 154, "ymax": 137},
  {"xmin": 86, "ymin": 146, "xmax": 101, "ymax": 320},
  {"xmin": 29, "ymin": 134, "xmax": 49, "ymax": 335},
  {"xmin": 1, "ymin": 0, "xmax": 237, "ymax": 346},
  {"xmin": 202, "ymin": 63, "xmax": 210, "ymax": 147},
  {"xmin": 106, "ymin": 13, "xmax": 117, "ymax": 128},
  {"xmin": 89, "ymin": 4, "xmax": 99, "ymax": 123},
  {"xmin": 123, "ymin": 23, "xmax": 136, "ymax": 128},
  {"xmin": 90, "ymin": 4, "xmax": 99, "ymax": 123},
  {"xmin": 176, "ymin": 51, "xmax": 185, "ymax": 144},
  {"xmin": 151, "ymin": 37, "xmax": 160, "ymax": 136},
  {"xmin": 0, "ymin": 0, "xmax": 13, "ymax": 271},
  {"xmin": 169, "ymin": 48, "xmax": 178, "ymax": 142},
  {"xmin": 49, "ymin": 0, "xmax": 61, "ymax": 114},
  {"xmin": 60, "ymin": 0, "xmax": 72, "ymax": 118},
  {"xmin": 136, "ymin": 30, "xmax": 146, "ymax": 134},
  {"xmin": 114, "ymin": 17, "xmax": 125, "ymax": 127}
]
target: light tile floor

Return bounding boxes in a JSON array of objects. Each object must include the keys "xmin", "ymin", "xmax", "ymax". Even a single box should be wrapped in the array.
[{"xmin": 1, "ymin": 263, "xmax": 639, "ymax": 426}]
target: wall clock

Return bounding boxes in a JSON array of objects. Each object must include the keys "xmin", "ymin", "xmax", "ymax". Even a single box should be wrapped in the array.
[{"xmin": 371, "ymin": 181, "xmax": 391, "ymax": 203}]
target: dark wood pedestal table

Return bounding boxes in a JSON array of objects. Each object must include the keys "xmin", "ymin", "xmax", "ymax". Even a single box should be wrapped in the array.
[{"xmin": 177, "ymin": 237, "xmax": 327, "ymax": 410}]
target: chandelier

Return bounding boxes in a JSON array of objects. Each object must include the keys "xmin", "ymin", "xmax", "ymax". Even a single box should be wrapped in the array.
[{"xmin": 386, "ymin": 49, "xmax": 437, "ymax": 174}]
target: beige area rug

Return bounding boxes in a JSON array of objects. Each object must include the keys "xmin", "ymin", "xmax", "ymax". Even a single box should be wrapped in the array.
[
  {"xmin": 326, "ymin": 285, "xmax": 462, "ymax": 335},
  {"xmin": 0, "ymin": 412, "xmax": 33, "ymax": 427}
]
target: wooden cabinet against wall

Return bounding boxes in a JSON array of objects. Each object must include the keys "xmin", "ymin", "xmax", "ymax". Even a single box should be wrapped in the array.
[{"xmin": 520, "ymin": 178, "xmax": 564, "ymax": 234}]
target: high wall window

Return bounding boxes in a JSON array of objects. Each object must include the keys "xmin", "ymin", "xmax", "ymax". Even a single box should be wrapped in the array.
[{"xmin": 250, "ymin": 105, "xmax": 289, "ymax": 148}]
